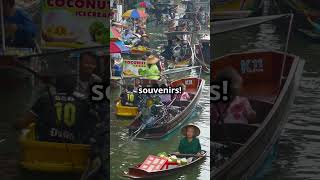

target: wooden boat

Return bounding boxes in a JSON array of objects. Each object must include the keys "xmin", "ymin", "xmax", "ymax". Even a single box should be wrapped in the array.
[
  {"xmin": 298, "ymin": 15, "xmax": 320, "ymax": 40},
  {"xmin": 276, "ymin": 0, "xmax": 320, "ymax": 34},
  {"xmin": 303, "ymin": 0, "xmax": 320, "ymax": 9},
  {"xmin": 211, "ymin": 50, "xmax": 304, "ymax": 179},
  {"xmin": 20, "ymin": 123, "xmax": 90, "ymax": 172},
  {"xmin": 162, "ymin": 31, "xmax": 195, "ymax": 69},
  {"xmin": 124, "ymin": 150, "xmax": 207, "ymax": 179},
  {"xmin": 195, "ymin": 33, "xmax": 210, "ymax": 71},
  {"xmin": 212, "ymin": 0, "xmax": 263, "ymax": 20},
  {"xmin": 115, "ymin": 78, "xmax": 163, "ymax": 117},
  {"xmin": 116, "ymin": 100, "xmax": 139, "ymax": 117},
  {"xmin": 298, "ymin": 28, "xmax": 320, "ymax": 40},
  {"xmin": 128, "ymin": 77, "xmax": 204, "ymax": 139}
]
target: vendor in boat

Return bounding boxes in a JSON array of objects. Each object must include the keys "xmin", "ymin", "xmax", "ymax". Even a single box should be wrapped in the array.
[
  {"xmin": 168, "ymin": 20, "xmax": 176, "ymax": 32},
  {"xmin": 179, "ymin": 22, "xmax": 189, "ymax": 32},
  {"xmin": 134, "ymin": 34, "xmax": 150, "ymax": 48},
  {"xmin": 136, "ymin": 25, "xmax": 146, "ymax": 36},
  {"xmin": 169, "ymin": 4, "xmax": 178, "ymax": 19},
  {"xmin": 172, "ymin": 37, "xmax": 183, "ymax": 62},
  {"xmin": 120, "ymin": 87, "xmax": 136, "ymax": 106},
  {"xmin": 122, "ymin": 29, "xmax": 135, "ymax": 43},
  {"xmin": 181, "ymin": 39, "xmax": 191, "ymax": 57},
  {"xmin": 212, "ymin": 67, "xmax": 256, "ymax": 124},
  {"xmin": 177, "ymin": 124, "xmax": 202, "ymax": 155},
  {"xmin": 15, "ymin": 64, "xmax": 98, "ymax": 144},
  {"xmin": 139, "ymin": 55, "xmax": 161, "ymax": 80},
  {"xmin": 77, "ymin": 51, "xmax": 102, "ymax": 96},
  {"xmin": 3, "ymin": 0, "xmax": 37, "ymax": 48},
  {"xmin": 161, "ymin": 39, "xmax": 174, "ymax": 60},
  {"xmin": 111, "ymin": 54, "xmax": 123, "ymax": 77}
]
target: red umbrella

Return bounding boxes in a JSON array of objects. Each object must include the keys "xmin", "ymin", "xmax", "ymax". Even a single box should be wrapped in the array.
[
  {"xmin": 110, "ymin": 27, "xmax": 121, "ymax": 41},
  {"xmin": 110, "ymin": 41, "xmax": 130, "ymax": 54},
  {"xmin": 138, "ymin": 1, "xmax": 154, "ymax": 8}
]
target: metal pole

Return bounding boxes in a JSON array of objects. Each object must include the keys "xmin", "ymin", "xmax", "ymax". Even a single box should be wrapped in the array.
[
  {"xmin": 279, "ymin": 14, "xmax": 293, "ymax": 86},
  {"xmin": 0, "ymin": 0, "xmax": 6, "ymax": 54}
]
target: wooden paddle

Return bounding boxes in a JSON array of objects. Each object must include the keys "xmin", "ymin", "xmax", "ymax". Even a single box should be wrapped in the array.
[
  {"xmin": 122, "ymin": 96, "xmax": 177, "ymax": 146},
  {"xmin": 170, "ymin": 153, "xmax": 210, "ymax": 158}
]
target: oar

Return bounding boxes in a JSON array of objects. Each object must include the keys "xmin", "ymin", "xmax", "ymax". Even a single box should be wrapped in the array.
[
  {"xmin": 170, "ymin": 153, "xmax": 210, "ymax": 158},
  {"xmin": 0, "ymin": 139, "xmax": 6, "ymax": 143}
]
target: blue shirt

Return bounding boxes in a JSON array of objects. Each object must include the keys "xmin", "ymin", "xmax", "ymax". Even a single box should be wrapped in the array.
[{"xmin": 4, "ymin": 8, "xmax": 36, "ymax": 47}]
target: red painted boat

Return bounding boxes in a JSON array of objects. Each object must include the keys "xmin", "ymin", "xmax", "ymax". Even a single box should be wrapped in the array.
[
  {"xmin": 211, "ymin": 50, "xmax": 304, "ymax": 179},
  {"xmin": 124, "ymin": 150, "xmax": 207, "ymax": 179}
]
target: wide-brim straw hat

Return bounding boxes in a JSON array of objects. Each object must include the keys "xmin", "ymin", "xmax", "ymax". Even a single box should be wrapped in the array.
[
  {"xmin": 142, "ymin": 34, "xmax": 149, "ymax": 37},
  {"xmin": 146, "ymin": 55, "xmax": 160, "ymax": 64},
  {"xmin": 181, "ymin": 124, "xmax": 200, "ymax": 137}
]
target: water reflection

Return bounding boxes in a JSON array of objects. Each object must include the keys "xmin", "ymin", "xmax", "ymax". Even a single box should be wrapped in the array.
[{"xmin": 110, "ymin": 83, "xmax": 210, "ymax": 180}]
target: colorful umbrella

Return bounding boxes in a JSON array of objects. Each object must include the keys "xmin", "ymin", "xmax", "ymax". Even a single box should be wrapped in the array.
[
  {"xmin": 110, "ymin": 27, "xmax": 121, "ymax": 41},
  {"xmin": 110, "ymin": 41, "xmax": 130, "ymax": 54},
  {"xmin": 137, "ymin": 1, "xmax": 154, "ymax": 8},
  {"xmin": 122, "ymin": 9, "xmax": 148, "ymax": 19}
]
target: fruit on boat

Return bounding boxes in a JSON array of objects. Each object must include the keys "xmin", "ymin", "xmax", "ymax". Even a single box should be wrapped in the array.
[
  {"xmin": 169, "ymin": 155, "xmax": 177, "ymax": 163},
  {"xmin": 132, "ymin": 46, "xmax": 149, "ymax": 51},
  {"xmin": 180, "ymin": 158, "xmax": 188, "ymax": 165}
]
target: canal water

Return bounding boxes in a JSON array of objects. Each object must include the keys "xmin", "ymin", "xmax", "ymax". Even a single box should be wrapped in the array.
[
  {"xmin": 110, "ymin": 76, "xmax": 210, "ymax": 180},
  {"xmin": 110, "ymin": 6, "xmax": 211, "ymax": 178},
  {"xmin": 214, "ymin": 12, "xmax": 320, "ymax": 180}
]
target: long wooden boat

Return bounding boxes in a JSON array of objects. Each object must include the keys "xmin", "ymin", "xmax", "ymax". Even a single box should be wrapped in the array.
[
  {"xmin": 116, "ymin": 100, "xmax": 139, "ymax": 117},
  {"xmin": 211, "ymin": 50, "xmax": 304, "ymax": 179},
  {"xmin": 124, "ymin": 150, "xmax": 207, "ymax": 179},
  {"xmin": 276, "ymin": 0, "xmax": 320, "ymax": 36},
  {"xmin": 163, "ymin": 31, "xmax": 195, "ymax": 69},
  {"xmin": 128, "ymin": 77, "xmax": 205, "ymax": 139},
  {"xmin": 20, "ymin": 123, "xmax": 90, "ymax": 172},
  {"xmin": 115, "ymin": 78, "xmax": 163, "ymax": 117},
  {"xmin": 212, "ymin": 0, "xmax": 263, "ymax": 20}
]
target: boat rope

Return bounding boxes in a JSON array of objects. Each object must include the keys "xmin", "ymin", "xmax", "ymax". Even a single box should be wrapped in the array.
[{"xmin": 125, "ymin": 96, "xmax": 177, "ymax": 144}]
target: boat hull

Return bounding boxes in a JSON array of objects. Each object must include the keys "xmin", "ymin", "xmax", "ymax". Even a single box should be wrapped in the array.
[
  {"xmin": 124, "ymin": 151, "xmax": 207, "ymax": 179},
  {"xmin": 20, "ymin": 124, "xmax": 90, "ymax": 173},
  {"xmin": 211, "ymin": 50, "xmax": 304, "ymax": 179},
  {"xmin": 128, "ymin": 78, "xmax": 205, "ymax": 139},
  {"xmin": 116, "ymin": 101, "xmax": 139, "ymax": 117},
  {"xmin": 276, "ymin": 0, "xmax": 320, "ymax": 35},
  {"xmin": 212, "ymin": 0, "xmax": 263, "ymax": 20}
]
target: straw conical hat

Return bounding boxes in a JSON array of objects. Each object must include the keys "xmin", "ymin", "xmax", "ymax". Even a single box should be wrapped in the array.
[
  {"xmin": 146, "ymin": 55, "xmax": 159, "ymax": 64},
  {"xmin": 181, "ymin": 123, "xmax": 200, "ymax": 137},
  {"xmin": 142, "ymin": 33, "xmax": 149, "ymax": 37}
]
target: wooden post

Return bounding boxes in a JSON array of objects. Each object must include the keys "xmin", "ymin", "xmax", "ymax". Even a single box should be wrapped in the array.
[{"xmin": 0, "ymin": 0, "xmax": 6, "ymax": 54}]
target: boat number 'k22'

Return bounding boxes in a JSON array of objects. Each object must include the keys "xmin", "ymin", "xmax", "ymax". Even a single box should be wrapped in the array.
[
  {"xmin": 240, "ymin": 59, "xmax": 264, "ymax": 74},
  {"xmin": 185, "ymin": 80, "xmax": 193, "ymax": 85}
]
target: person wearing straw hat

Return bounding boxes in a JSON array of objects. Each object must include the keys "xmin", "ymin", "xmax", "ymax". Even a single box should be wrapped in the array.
[
  {"xmin": 177, "ymin": 124, "xmax": 202, "ymax": 155},
  {"xmin": 134, "ymin": 33, "xmax": 150, "ymax": 47},
  {"xmin": 139, "ymin": 55, "xmax": 161, "ymax": 80}
]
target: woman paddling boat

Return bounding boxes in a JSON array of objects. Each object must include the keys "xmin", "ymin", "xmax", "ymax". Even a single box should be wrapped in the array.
[{"xmin": 176, "ymin": 124, "xmax": 202, "ymax": 156}]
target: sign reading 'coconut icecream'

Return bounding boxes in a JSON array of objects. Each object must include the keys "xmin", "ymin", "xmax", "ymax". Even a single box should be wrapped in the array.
[
  {"xmin": 123, "ymin": 60, "xmax": 147, "ymax": 77},
  {"xmin": 41, "ymin": 0, "xmax": 110, "ymax": 49}
]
